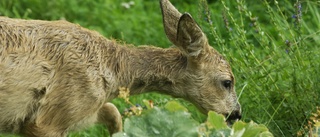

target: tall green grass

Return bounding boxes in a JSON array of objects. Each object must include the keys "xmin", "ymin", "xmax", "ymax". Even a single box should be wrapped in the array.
[
  {"xmin": 0, "ymin": 0, "xmax": 319, "ymax": 136},
  {"xmin": 197, "ymin": 0, "xmax": 320, "ymax": 136}
]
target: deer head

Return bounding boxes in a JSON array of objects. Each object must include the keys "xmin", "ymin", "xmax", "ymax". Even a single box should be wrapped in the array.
[{"xmin": 160, "ymin": 0, "xmax": 241, "ymax": 121}]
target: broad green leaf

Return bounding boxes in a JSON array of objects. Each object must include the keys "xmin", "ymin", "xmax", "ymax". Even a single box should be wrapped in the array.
[
  {"xmin": 231, "ymin": 128, "xmax": 245, "ymax": 137},
  {"xmin": 258, "ymin": 132, "xmax": 275, "ymax": 137},
  {"xmin": 232, "ymin": 121, "xmax": 247, "ymax": 133},
  {"xmin": 208, "ymin": 129, "xmax": 231, "ymax": 137},
  {"xmin": 123, "ymin": 116, "xmax": 150, "ymax": 137},
  {"xmin": 206, "ymin": 111, "xmax": 228, "ymax": 130},
  {"xmin": 231, "ymin": 121, "xmax": 273, "ymax": 137},
  {"xmin": 164, "ymin": 100, "xmax": 188, "ymax": 112},
  {"xmin": 242, "ymin": 122, "xmax": 273, "ymax": 137},
  {"xmin": 121, "ymin": 106, "xmax": 199, "ymax": 137}
]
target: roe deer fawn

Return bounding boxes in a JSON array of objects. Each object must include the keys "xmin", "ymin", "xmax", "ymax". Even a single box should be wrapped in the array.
[{"xmin": 0, "ymin": 0, "xmax": 241, "ymax": 136}]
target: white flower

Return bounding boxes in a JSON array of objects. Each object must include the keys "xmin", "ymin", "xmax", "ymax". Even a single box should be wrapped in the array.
[{"xmin": 121, "ymin": 1, "xmax": 135, "ymax": 9}]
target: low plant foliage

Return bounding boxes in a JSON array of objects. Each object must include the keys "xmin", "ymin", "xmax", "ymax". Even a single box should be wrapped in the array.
[{"xmin": 113, "ymin": 101, "xmax": 273, "ymax": 137}]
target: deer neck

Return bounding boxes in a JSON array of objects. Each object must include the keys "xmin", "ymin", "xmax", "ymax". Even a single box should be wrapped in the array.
[{"xmin": 113, "ymin": 45, "xmax": 188, "ymax": 98}]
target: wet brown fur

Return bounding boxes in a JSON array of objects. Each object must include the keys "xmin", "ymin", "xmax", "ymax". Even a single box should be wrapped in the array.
[{"xmin": 0, "ymin": 0, "xmax": 241, "ymax": 136}]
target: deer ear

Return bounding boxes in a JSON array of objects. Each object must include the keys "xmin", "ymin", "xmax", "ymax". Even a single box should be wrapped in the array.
[
  {"xmin": 176, "ymin": 13, "xmax": 208, "ymax": 57},
  {"xmin": 160, "ymin": 0, "xmax": 182, "ymax": 46}
]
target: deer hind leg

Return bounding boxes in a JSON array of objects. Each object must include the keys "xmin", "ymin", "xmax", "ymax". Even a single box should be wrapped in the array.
[
  {"xmin": 97, "ymin": 102, "xmax": 123, "ymax": 135},
  {"xmin": 23, "ymin": 71, "xmax": 106, "ymax": 137}
]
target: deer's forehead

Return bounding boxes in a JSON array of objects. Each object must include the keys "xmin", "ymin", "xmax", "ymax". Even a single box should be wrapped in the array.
[
  {"xmin": 200, "ymin": 53, "xmax": 233, "ymax": 76},
  {"xmin": 207, "ymin": 66, "xmax": 233, "ymax": 78},
  {"xmin": 203, "ymin": 51, "xmax": 230, "ymax": 67}
]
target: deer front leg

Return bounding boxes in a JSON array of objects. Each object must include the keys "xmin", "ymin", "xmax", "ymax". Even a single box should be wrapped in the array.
[
  {"xmin": 22, "ymin": 71, "xmax": 106, "ymax": 137},
  {"xmin": 97, "ymin": 102, "xmax": 123, "ymax": 135},
  {"xmin": 23, "ymin": 92, "xmax": 105, "ymax": 137}
]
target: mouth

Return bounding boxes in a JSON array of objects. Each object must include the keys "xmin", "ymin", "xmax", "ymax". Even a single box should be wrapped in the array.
[
  {"xmin": 197, "ymin": 108, "xmax": 241, "ymax": 126},
  {"xmin": 225, "ymin": 112, "xmax": 242, "ymax": 126},
  {"xmin": 192, "ymin": 101, "xmax": 242, "ymax": 125}
]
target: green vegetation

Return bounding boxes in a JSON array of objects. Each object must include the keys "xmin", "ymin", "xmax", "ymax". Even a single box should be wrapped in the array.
[
  {"xmin": 113, "ymin": 101, "xmax": 273, "ymax": 137},
  {"xmin": 0, "ymin": 0, "xmax": 319, "ymax": 136}
]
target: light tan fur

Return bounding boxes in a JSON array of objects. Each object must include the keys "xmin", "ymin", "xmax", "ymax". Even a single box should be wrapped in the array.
[{"xmin": 0, "ymin": 0, "xmax": 241, "ymax": 136}]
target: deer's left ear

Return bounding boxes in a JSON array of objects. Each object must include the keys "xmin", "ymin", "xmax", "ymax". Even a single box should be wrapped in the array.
[{"xmin": 176, "ymin": 13, "xmax": 208, "ymax": 57}]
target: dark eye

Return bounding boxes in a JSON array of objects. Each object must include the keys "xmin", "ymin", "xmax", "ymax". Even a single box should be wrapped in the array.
[{"xmin": 222, "ymin": 80, "xmax": 232, "ymax": 89}]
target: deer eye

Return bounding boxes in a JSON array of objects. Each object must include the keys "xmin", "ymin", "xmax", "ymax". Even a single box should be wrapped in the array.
[{"xmin": 222, "ymin": 80, "xmax": 232, "ymax": 89}]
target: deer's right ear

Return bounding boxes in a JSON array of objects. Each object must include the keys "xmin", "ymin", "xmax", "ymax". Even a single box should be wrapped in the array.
[
  {"xmin": 176, "ymin": 13, "xmax": 208, "ymax": 57},
  {"xmin": 160, "ymin": 0, "xmax": 208, "ymax": 57},
  {"xmin": 160, "ymin": 0, "xmax": 182, "ymax": 46}
]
